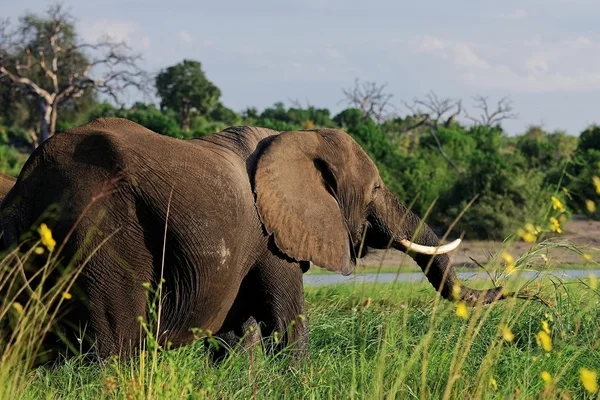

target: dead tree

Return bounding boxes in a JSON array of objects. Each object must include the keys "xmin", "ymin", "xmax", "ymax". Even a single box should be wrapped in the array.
[
  {"xmin": 403, "ymin": 92, "xmax": 463, "ymax": 172},
  {"xmin": 0, "ymin": 4, "xmax": 149, "ymax": 146},
  {"xmin": 465, "ymin": 95, "xmax": 518, "ymax": 127},
  {"xmin": 340, "ymin": 78, "xmax": 394, "ymax": 123}
]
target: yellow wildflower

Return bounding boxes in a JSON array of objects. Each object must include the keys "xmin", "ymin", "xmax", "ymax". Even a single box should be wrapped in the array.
[
  {"xmin": 594, "ymin": 176, "xmax": 600, "ymax": 195},
  {"xmin": 535, "ymin": 331, "xmax": 552, "ymax": 352},
  {"xmin": 62, "ymin": 292, "xmax": 72, "ymax": 300},
  {"xmin": 551, "ymin": 196, "xmax": 566, "ymax": 213},
  {"xmin": 501, "ymin": 251, "xmax": 516, "ymax": 274},
  {"xmin": 37, "ymin": 223, "xmax": 56, "ymax": 252},
  {"xmin": 518, "ymin": 228, "xmax": 537, "ymax": 243},
  {"xmin": 589, "ymin": 274, "xmax": 598, "ymax": 290},
  {"xmin": 34, "ymin": 246, "xmax": 45, "ymax": 255},
  {"xmin": 501, "ymin": 324, "xmax": 515, "ymax": 342},
  {"xmin": 452, "ymin": 284, "xmax": 461, "ymax": 301},
  {"xmin": 525, "ymin": 223, "xmax": 540, "ymax": 235},
  {"xmin": 549, "ymin": 217, "xmax": 562, "ymax": 234},
  {"xmin": 12, "ymin": 302, "xmax": 24, "ymax": 314},
  {"xmin": 541, "ymin": 371, "xmax": 552, "ymax": 386},
  {"xmin": 586, "ymin": 199, "xmax": 597, "ymax": 213},
  {"xmin": 580, "ymin": 368, "xmax": 598, "ymax": 393},
  {"xmin": 542, "ymin": 320, "xmax": 551, "ymax": 335},
  {"xmin": 490, "ymin": 377, "xmax": 498, "ymax": 391},
  {"xmin": 456, "ymin": 302, "xmax": 469, "ymax": 319},
  {"xmin": 583, "ymin": 253, "xmax": 592, "ymax": 261}
]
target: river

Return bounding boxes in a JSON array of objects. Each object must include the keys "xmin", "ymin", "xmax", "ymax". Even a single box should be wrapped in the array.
[{"xmin": 303, "ymin": 269, "xmax": 599, "ymax": 286}]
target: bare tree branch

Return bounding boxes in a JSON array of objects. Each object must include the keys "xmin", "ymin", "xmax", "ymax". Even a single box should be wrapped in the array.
[
  {"xmin": 0, "ymin": 65, "xmax": 53, "ymax": 103},
  {"xmin": 402, "ymin": 91, "xmax": 463, "ymax": 172},
  {"xmin": 339, "ymin": 78, "xmax": 394, "ymax": 123},
  {"xmin": 465, "ymin": 95, "xmax": 518, "ymax": 127},
  {"xmin": 0, "ymin": 3, "xmax": 150, "ymax": 145}
]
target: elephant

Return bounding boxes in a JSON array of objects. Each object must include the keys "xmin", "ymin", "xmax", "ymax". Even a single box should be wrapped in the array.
[
  {"xmin": 0, "ymin": 117, "xmax": 511, "ymax": 363},
  {"xmin": 0, "ymin": 174, "xmax": 15, "ymax": 202},
  {"xmin": 0, "ymin": 173, "xmax": 16, "ymax": 250}
]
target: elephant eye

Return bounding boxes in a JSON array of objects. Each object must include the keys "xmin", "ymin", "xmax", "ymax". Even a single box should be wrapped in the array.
[{"xmin": 371, "ymin": 184, "xmax": 381, "ymax": 198}]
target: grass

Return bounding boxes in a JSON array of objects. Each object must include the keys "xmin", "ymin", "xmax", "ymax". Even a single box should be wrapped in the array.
[
  {"xmin": 305, "ymin": 263, "xmax": 599, "ymax": 275},
  {"xmin": 2, "ymin": 273, "xmax": 599, "ymax": 399}
]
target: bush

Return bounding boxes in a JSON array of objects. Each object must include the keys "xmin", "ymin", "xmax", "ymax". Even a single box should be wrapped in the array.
[
  {"xmin": 88, "ymin": 102, "xmax": 182, "ymax": 138},
  {"xmin": 0, "ymin": 144, "xmax": 25, "ymax": 177}
]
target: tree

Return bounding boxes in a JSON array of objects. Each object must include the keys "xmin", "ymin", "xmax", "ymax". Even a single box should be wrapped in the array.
[
  {"xmin": 403, "ymin": 92, "xmax": 463, "ymax": 172},
  {"xmin": 89, "ymin": 101, "xmax": 182, "ymax": 138},
  {"xmin": 155, "ymin": 59, "xmax": 221, "ymax": 132},
  {"xmin": 340, "ymin": 78, "xmax": 394, "ymax": 123},
  {"xmin": 465, "ymin": 95, "xmax": 518, "ymax": 127},
  {"xmin": 0, "ymin": 4, "xmax": 149, "ymax": 145}
]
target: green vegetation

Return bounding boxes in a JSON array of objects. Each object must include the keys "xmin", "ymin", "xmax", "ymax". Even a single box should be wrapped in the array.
[
  {"xmin": 155, "ymin": 60, "xmax": 222, "ymax": 132},
  {"xmin": 3, "ymin": 273, "xmax": 600, "ymax": 399},
  {"xmin": 4, "ymin": 87, "xmax": 600, "ymax": 240},
  {"xmin": 1, "ymin": 227, "xmax": 599, "ymax": 399}
]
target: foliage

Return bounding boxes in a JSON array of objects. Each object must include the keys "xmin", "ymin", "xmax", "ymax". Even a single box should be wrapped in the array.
[
  {"xmin": 2, "ymin": 92, "xmax": 596, "ymax": 238},
  {"xmin": 155, "ymin": 59, "xmax": 220, "ymax": 132},
  {"xmin": 88, "ymin": 101, "xmax": 182, "ymax": 138},
  {"xmin": 0, "ymin": 144, "xmax": 24, "ymax": 177},
  {"xmin": 0, "ymin": 4, "xmax": 148, "ymax": 143},
  {"xmin": 556, "ymin": 126, "xmax": 600, "ymax": 220}
]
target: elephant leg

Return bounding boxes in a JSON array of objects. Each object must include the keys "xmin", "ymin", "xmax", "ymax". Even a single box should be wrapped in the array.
[
  {"xmin": 211, "ymin": 256, "xmax": 308, "ymax": 362},
  {"xmin": 250, "ymin": 256, "xmax": 309, "ymax": 359},
  {"xmin": 208, "ymin": 268, "xmax": 263, "ymax": 363},
  {"xmin": 208, "ymin": 317, "xmax": 260, "ymax": 364}
]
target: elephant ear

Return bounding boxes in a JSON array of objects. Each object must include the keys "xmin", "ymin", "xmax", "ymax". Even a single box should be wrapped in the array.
[{"xmin": 254, "ymin": 130, "xmax": 353, "ymax": 275}]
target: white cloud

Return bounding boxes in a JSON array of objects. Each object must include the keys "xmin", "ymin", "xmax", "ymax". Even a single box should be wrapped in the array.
[
  {"xmin": 325, "ymin": 47, "xmax": 342, "ymax": 58},
  {"xmin": 490, "ymin": 8, "xmax": 528, "ymax": 20},
  {"xmin": 141, "ymin": 36, "xmax": 151, "ymax": 50},
  {"xmin": 412, "ymin": 35, "xmax": 489, "ymax": 70},
  {"xmin": 407, "ymin": 34, "xmax": 600, "ymax": 93},
  {"xmin": 179, "ymin": 31, "xmax": 192, "ymax": 44},
  {"xmin": 81, "ymin": 20, "xmax": 139, "ymax": 43},
  {"xmin": 80, "ymin": 19, "xmax": 150, "ymax": 50}
]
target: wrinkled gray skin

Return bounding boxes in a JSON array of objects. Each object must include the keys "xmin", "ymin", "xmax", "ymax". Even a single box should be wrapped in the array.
[
  {"xmin": 0, "ymin": 118, "xmax": 509, "ymax": 364},
  {"xmin": 0, "ymin": 173, "xmax": 16, "ymax": 251}
]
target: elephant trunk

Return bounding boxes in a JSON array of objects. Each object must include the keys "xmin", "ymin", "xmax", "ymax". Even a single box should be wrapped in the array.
[{"xmin": 370, "ymin": 188, "xmax": 512, "ymax": 306}]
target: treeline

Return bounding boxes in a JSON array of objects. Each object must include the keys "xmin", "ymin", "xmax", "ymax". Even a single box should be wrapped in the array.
[
  {"xmin": 1, "ymin": 5, "xmax": 599, "ymax": 240},
  {"xmin": 2, "ymin": 96, "xmax": 600, "ymax": 240}
]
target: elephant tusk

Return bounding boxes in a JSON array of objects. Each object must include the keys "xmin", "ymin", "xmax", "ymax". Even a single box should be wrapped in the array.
[{"xmin": 399, "ymin": 238, "xmax": 462, "ymax": 255}]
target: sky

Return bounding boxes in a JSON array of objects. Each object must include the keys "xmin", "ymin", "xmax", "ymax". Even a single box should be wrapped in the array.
[{"xmin": 3, "ymin": 0, "xmax": 600, "ymax": 135}]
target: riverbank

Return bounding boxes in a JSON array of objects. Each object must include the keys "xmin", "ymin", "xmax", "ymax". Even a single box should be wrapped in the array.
[{"xmin": 307, "ymin": 218, "xmax": 600, "ymax": 275}]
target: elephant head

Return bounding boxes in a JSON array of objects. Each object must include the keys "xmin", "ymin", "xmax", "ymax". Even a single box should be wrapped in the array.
[{"xmin": 254, "ymin": 128, "xmax": 510, "ymax": 305}]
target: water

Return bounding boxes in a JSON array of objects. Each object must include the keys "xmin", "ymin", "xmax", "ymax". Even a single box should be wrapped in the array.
[{"xmin": 303, "ymin": 269, "xmax": 600, "ymax": 287}]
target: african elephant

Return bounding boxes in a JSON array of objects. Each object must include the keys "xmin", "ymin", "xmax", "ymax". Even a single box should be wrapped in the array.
[
  {"xmin": 0, "ymin": 173, "xmax": 16, "ymax": 250},
  {"xmin": 0, "ymin": 117, "xmax": 511, "ymax": 362}
]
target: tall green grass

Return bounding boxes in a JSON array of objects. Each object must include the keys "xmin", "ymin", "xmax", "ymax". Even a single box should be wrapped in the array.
[{"xmin": 1, "ymin": 241, "xmax": 599, "ymax": 399}]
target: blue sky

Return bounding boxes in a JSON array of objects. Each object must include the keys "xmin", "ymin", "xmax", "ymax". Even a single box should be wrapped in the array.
[{"xmin": 4, "ymin": 0, "xmax": 600, "ymax": 135}]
